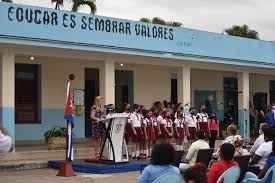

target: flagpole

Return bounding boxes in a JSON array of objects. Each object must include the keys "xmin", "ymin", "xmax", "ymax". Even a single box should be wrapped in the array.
[{"xmin": 57, "ymin": 74, "xmax": 76, "ymax": 177}]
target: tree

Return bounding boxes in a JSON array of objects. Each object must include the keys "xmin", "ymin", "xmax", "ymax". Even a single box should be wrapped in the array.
[
  {"xmin": 140, "ymin": 17, "xmax": 182, "ymax": 27},
  {"xmin": 2, "ymin": 0, "xmax": 12, "ymax": 2},
  {"xmin": 72, "ymin": 0, "xmax": 97, "ymax": 14},
  {"xmin": 223, "ymin": 24, "xmax": 259, "ymax": 40},
  {"xmin": 52, "ymin": 0, "xmax": 64, "ymax": 10}
]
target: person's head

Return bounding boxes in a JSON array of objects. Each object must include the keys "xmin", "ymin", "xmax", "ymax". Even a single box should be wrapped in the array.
[
  {"xmin": 201, "ymin": 107, "xmax": 206, "ymax": 113},
  {"xmin": 151, "ymin": 141, "xmax": 175, "ymax": 165},
  {"xmin": 177, "ymin": 103, "xmax": 183, "ymax": 110},
  {"xmin": 106, "ymin": 104, "xmax": 115, "ymax": 114},
  {"xmin": 259, "ymin": 123, "xmax": 268, "ymax": 135},
  {"xmin": 210, "ymin": 112, "xmax": 217, "ymax": 121},
  {"xmin": 161, "ymin": 110, "xmax": 167, "ymax": 117},
  {"xmin": 220, "ymin": 143, "xmax": 235, "ymax": 161},
  {"xmin": 234, "ymin": 135, "xmax": 244, "ymax": 148},
  {"xmin": 147, "ymin": 110, "xmax": 153, "ymax": 118},
  {"xmin": 123, "ymin": 103, "xmax": 131, "ymax": 112},
  {"xmin": 263, "ymin": 127, "xmax": 275, "ymax": 142},
  {"xmin": 226, "ymin": 125, "xmax": 237, "ymax": 136},
  {"xmin": 153, "ymin": 110, "xmax": 159, "ymax": 117},
  {"xmin": 183, "ymin": 163, "xmax": 208, "ymax": 183},
  {"xmin": 165, "ymin": 111, "xmax": 171, "ymax": 118},
  {"xmin": 133, "ymin": 104, "xmax": 141, "ymax": 113},
  {"xmin": 196, "ymin": 130, "xmax": 206, "ymax": 140},
  {"xmin": 177, "ymin": 110, "xmax": 184, "ymax": 118},
  {"xmin": 189, "ymin": 107, "xmax": 195, "ymax": 115},
  {"xmin": 94, "ymin": 96, "xmax": 104, "ymax": 108}
]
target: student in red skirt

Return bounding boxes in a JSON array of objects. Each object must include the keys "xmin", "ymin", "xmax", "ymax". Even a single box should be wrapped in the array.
[
  {"xmin": 162, "ymin": 112, "xmax": 173, "ymax": 143},
  {"xmin": 185, "ymin": 107, "xmax": 198, "ymax": 146},
  {"xmin": 130, "ymin": 104, "xmax": 144, "ymax": 160},
  {"xmin": 157, "ymin": 110, "xmax": 167, "ymax": 139},
  {"xmin": 174, "ymin": 110, "xmax": 188, "ymax": 151},
  {"xmin": 152, "ymin": 110, "xmax": 161, "ymax": 142},
  {"xmin": 196, "ymin": 108, "xmax": 210, "ymax": 139},
  {"xmin": 122, "ymin": 103, "xmax": 134, "ymax": 145},
  {"xmin": 142, "ymin": 110, "xmax": 155, "ymax": 157}
]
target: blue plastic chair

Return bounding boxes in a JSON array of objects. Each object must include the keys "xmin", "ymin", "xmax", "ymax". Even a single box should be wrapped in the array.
[
  {"xmin": 216, "ymin": 166, "xmax": 241, "ymax": 183},
  {"xmin": 152, "ymin": 172, "xmax": 183, "ymax": 183},
  {"xmin": 247, "ymin": 164, "xmax": 275, "ymax": 183}
]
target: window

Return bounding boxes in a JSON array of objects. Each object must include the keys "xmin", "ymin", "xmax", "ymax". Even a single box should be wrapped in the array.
[{"xmin": 15, "ymin": 64, "xmax": 41, "ymax": 124}]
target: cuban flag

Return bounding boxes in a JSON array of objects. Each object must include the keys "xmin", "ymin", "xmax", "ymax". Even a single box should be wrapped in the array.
[{"xmin": 64, "ymin": 81, "xmax": 74, "ymax": 161}]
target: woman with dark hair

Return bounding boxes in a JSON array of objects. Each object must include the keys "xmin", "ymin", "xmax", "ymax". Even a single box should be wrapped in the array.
[
  {"xmin": 208, "ymin": 112, "xmax": 219, "ymax": 148},
  {"xmin": 183, "ymin": 163, "xmax": 208, "ymax": 183},
  {"xmin": 208, "ymin": 143, "xmax": 239, "ymax": 183},
  {"xmin": 137, "ymin": 142, "xmax": 180, "ymax": 183}
]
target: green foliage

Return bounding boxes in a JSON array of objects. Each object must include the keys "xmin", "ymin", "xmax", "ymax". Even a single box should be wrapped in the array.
[
  {"xmin": 2, "ymin": 0, "xmax": 13, "ymax": 2},
  {"xmin": 43, "ymin": 126, "xmax": 66, "ymax": 143},
  {"xmin": 52, "ymin": 0, "xmax": 64, "ymax": 10},
  {"xmin": 140, "ymin": 17, "xmax": 183, "ymax": 27},
  {"xmin": 223, "ymin": 24, "xmax": 259, "ymax": 40},
  {"xmin": 71, "ymin": 0, "xmax": 97, "ymax": 14}
]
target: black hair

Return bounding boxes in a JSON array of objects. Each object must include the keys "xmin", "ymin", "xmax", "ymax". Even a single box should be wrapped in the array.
[
  {"xmin": 196, "ymin": 129, "xmax": 205, "ymax": 140},
  {"xmin": 189, "ymin": 107, "xmax": 195, "ymax": 112},
  {"xmin": 183, "ymin": 163, "xmax": 208, "ymax": 183},
  {"xmin": 123, "ymin": 103, "xmax": 129, "ymax": 111},
  {"xmin": 270, "ymin": 140, "xmax": 275, "ymax": 156},
  {"xmin": 210, "ymin": 112, "xmax": 218, "ymax": 124},
  {"xmin": 264, "ymin": 128, "xmax": 275, "ymax": 142},
  {"xmin": 133, "ymin": 104, "xmax": 140, "ymax": 110},
  {"xmin": 220, "ymin": 143, "xmax": 235, "ymax": 161},
  {"xmin": 151, "ymin": 141, "xmax": 175, "ymax": 165},
  {"xmin": 227, "ymin": 125, "xmax": 237, "ymax": 135}
]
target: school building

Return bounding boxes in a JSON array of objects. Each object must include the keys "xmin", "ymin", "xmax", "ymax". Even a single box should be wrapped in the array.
[{"xmin": 0, "ymin": 2, "xmax": 275, "ymax": 146}]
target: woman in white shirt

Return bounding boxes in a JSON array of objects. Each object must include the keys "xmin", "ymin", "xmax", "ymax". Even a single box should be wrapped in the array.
[{"xmin": 0, "ymin": 123, "xmax": 12, "ymax": 153}]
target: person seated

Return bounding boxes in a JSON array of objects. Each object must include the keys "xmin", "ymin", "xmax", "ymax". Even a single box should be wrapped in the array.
[
  {"xmin": 137, "ymin": 141, "xmax": 180, "ymax": 183},
  {"xmin": 179, "ymin": 130, "xmax": 210, "ymax": 170},
  {"xmin": 242, "ymin": 139, "xmax": 275, "ymax": 183},
  {"xmin": 249, "ymin": 128, "xmax": 275, "ymax": 171},
  {"xmin": 207, "ymin": 143, "xmax": 239, "ymax": 183},
  {"xmin": 223, "ymin": 125, "xmax": 238, "ymax": 144},
  {"xmin": 0, "ymin": 123, "xmax": 13, "ymax": 153},
  {"xmin": 234, "ymin": 135, "xmax": 250, "ymax": 156},
  {"xmin": 182, "ymin": 163, "xmax": 208, "ymax": 183},
  {"xmin": 249, "ymin": 123, "xmax": 268, "ymax": 156}
]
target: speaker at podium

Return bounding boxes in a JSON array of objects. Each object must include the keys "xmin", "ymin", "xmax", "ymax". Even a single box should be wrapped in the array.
[{"xmin": 98, "ymin": 113, "xmax": 129, "ymax": 163}]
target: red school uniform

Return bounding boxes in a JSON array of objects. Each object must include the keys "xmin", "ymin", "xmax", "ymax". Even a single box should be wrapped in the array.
[
  {"xmin": 174, "ymin": 118, "xmax": 185, "ymax": 138},
  {"xmin": 151, "ymin": 116, "xmax": 159, "ymax": 139},
  {"xmin": 144, "ymin": 118, "xmax": 155, "ymax": 141},
  {"xmin": 163, "ymin": 117, "xmax": 173, "ymax": 138},
  {"xmin": 123, "ymin": 112, "xmax": 133, "ymax": 138},
  {"xmin": 197, "ymin": 112, "xmax": 210, "ymax": 138}
]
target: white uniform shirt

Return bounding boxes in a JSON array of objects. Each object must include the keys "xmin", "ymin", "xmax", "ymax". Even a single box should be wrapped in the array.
[
  {"xmin": 163, "ymin": 118, "xmax": 173, "ymax": 128},
  {"xmin": 130, "ymin": 112, "xmax": 142, "ymax": 127},
  {"xmin": 185, "ymin": 114, "xmax": 197, "ymax": 128},
  {"xmin": 157, "ymin": 115, "xmax": 164, "ymax": 124},
  {"xmin": 174, "ymin": 118, "xmax": 185, "ymax": 128},
  {"xmin": 123, "ymin": 112, "xmax": 132, "ymax": 123},
  {"xmin": 0, "ymin": 132, "xmax": 12, "ymax": 153},
  {"xmin": 255, "ymin": 141, "xmax": 273, "ymax": 169},
  {"xmin": 151, "ymin": 116, "xmax": 158, "ymax": 127},
  {"xmin": 197, "ymin": 112, "xmax": 208, "ymax": 123}
]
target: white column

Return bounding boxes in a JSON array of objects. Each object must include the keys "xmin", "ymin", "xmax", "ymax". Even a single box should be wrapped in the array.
[
  {"xmin": 178, "ymin": 66, "xmax": 191, "ymax": 105},
  {"xmin": 0, "ymin": 52, "xmax": 15, "ymax": 142},
  {"xmin": 100, "ymin": 60, "xmax": 115, "ymax": 105},
  {"xmin": 238, "ymin": 72, "xmax": 250, "ymax": 140}
]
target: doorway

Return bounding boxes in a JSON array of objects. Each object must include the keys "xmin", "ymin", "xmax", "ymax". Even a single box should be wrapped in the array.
[
  {"xmin": 85, "ymin": 68, "xmax": 99, "ymax": 137},
  {"xmin": 115, "ymin": 70, "xmax": 134, "ymax": 112},
  {"xmin": 223, "ymin": 77, "xmax": 238, "ymax": 124}
]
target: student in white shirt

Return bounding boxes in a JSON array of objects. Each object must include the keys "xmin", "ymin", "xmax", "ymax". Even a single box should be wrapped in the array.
[
  {"xmin": 250, "ymin": 123, "xmax": 268, "ymax": 156},
  {"xmin": 157, "ymin": 110, "xmax": 166, "ymax": 139},
  {"xmin": 196, "ymin": 108, "xmax": 210, "ymax": 139},
  {"xmin": 0, "ymin": 123, "xmax": 13, "ymax": 153},
  {"xmin": 162, "ymin": 112, "xmax": 173, "ymax": 143},
  {"xmin": 250, "ymin": 127, "xmax": 275, "ymax": 170},
  {"xmin": 174, "ymin": 111, "xmax": 188, "ymax": 151},
  {"xmin": 185, "ymin": 107, "xmax": 197, "ymax": 146}
]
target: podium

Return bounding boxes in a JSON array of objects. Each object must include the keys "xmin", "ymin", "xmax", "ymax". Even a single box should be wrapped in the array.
[{"xmin": 99, "ymin": 113, "xmax": 129, "ymax": 163}]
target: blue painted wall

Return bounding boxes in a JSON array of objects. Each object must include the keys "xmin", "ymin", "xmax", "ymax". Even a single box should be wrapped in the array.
[
  {"xmin": 15, "ymin": 108, "xmax": 85, "ymax": 141},
  {"xmin": 0, "ymin": 2, "xmax": 275, "ymax": 67}
]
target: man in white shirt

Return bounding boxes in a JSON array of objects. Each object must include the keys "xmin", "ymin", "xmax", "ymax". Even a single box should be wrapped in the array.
[
  {"xmin": 185, "ymin": 107, "xmax": 197, "ymax": 145},
  {"xmin": 250, "ymin": 127, "xmax": 275, "ymax": 170},
  {"xmin": 0, "ymin": 123, "xmax": 13, "ymax": 153},
  {"xmin": 250, "ymin": 123, "xmax": 268, "ymax": 156}
]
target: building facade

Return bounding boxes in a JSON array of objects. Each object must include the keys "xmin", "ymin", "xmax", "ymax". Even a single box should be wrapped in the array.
[{"xmin": 0, "ymin": 2, "xmax": 275, "ymax": 145}]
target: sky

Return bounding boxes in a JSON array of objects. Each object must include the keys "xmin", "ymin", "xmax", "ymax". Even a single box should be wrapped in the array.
[{"xmin": 13, "ymin": 0, "xmax": 275, "ymax": 41}]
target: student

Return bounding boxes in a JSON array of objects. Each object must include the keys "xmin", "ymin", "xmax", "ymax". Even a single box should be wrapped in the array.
[
  {"xmin": 249, "ymin": 128, "xmax": 275, "ymax": 171},
  {"xmin": 123, "ymin": 103, "xmax": 134, "ymax": 145},
  {"xmin": 183, "ymin": 163, "xmax": 208, "ymax": 183},
  {"xmin": 207, "ymin": 143, "xmax": 239, "ymax": 183},
  {"xmin": 197, "ymin": 108, "xmax": 209, "ymax": 139},
  {"xmin": 174, "ymin": 110, "xmax": 188, "ymax": 151},
  {"xmin": 144, "ymin": 110, "xmax": 155, "ymax": 157},
  {"xmin": 152, "ymin": 110, "xmax": 161, "ymax": 143},
  {"xmin": 250, "ymin": 123, "xmax": 268, "ymax": 156},
  {"xmin": 162, "ymin": 112, "xmax": 173, "ymax": 142},
  {"xmin": 208, "ymin": 112, "xmax": 219, "ymax": 148},
  {"xmin": 157, "ymin": 110, "xmax": 167, "ymax": 139},
  {"xmin": 137, "ymin": 142, "xmax": 180, "ymax": 183},
  {"xmin": 0, "ymin": 123, "xmax": 13, "ymax": 153},
  {"xmin": 130, "ymin": 104, "xmax": 144, "ymax": 160},
  {"xmin": 242, "ymin": 140, "xmax": 275, "ymax": 183},
  {"xmin": 105, "ymin": 104, "xmax": 115, "ymax": 118},
  {"xmin": 179, "ymin": 130, "xmax": 210, "ymax": 170},
  {"xmin": 185, "ymin": 107, "xmax": 198, "ymax": 146}
]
